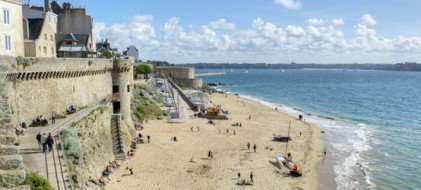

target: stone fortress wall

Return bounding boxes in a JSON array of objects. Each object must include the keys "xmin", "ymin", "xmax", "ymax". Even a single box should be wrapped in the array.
[
  {"xmin": 0, "ymin": 56, "xmax": 134, "ymax": 189},
  {"xmin": 154, "ymin": 66, "xmax": 202, "ymax": 88},
  {"xmin": 1, "ymin": 57, "xmax": 115, "ymax": 125}
]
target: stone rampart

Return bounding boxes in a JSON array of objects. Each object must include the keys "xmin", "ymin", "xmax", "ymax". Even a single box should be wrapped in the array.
[
  {"xmin": 155, "ymin": 67, "xmax": 195, "ymax": 79},
  {"xmin": 0, "ymin": 57, "xmax": 114, "ymax": 125}
]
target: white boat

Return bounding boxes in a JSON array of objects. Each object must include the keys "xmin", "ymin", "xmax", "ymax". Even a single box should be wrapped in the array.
[{"xmin": 245, "ymin": 70, "xmax": 249, "ymax": 73}]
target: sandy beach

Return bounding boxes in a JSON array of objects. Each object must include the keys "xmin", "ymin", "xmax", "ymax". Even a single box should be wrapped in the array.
[{"xmin": 106, "ymin": 93, "xmax": 324, "ymax": 190}]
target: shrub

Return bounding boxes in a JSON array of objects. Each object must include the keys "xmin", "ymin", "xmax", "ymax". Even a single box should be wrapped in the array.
[
  {"xmin": 63, "ymin": 137, "xmax": 82, "ymax": 159},
  {"xmin": 22, "ymin": 172, "xmax": 54, "ymax": 190},
  {"xmin": 59, "ymin": 128, "xmax": 77, "ymax": 139}
]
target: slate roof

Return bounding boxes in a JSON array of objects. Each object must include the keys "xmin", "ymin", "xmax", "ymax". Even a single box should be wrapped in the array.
[
  {"xmin": 56, "ymin": 33, "xmax": 91, "ymax": 52},
  {"xmin": 27, "ymin": 19, "xmax": 44, "ymax": 40}
]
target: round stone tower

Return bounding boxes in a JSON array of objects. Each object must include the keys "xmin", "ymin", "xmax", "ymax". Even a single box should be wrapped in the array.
[{"xmin": 112, "ymin": 58, "xmax": 134, "ymax": 127}]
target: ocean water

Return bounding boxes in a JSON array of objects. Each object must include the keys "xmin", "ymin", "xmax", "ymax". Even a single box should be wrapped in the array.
[{"xmin": 198, "ymin": 69, "xmax": 421, "ymax": 190}]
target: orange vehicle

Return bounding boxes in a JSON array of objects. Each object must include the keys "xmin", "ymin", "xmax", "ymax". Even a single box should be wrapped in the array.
[{"xmin": 206, "ymin": 107, "xmax": 220, "ymax": 115}]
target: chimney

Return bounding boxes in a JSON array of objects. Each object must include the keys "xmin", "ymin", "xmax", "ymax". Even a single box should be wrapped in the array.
[{"xmin": 44, "ymin": 0, "xmax": 50, "ymax": 12}]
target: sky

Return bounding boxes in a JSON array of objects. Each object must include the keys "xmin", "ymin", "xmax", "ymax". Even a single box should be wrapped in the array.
[{"xmin": 31, "ymin": 0, "xmax": 421, "ymax": 63}]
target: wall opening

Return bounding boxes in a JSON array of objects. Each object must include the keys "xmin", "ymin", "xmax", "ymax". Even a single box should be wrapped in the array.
[
  {"xmin": 127, "ymin": 85, "xmax": 130, "ymax": 92},
  {"xmin": 113, "ymin": 102, "xmax": 121, "ymax": 114},
  {"xmin": 113, "ymin": 86, "xmax": 119, "ymax": 93}
]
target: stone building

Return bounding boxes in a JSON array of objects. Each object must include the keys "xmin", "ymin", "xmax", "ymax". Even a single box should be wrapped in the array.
[
  {"xmin": 123, "ymin": 45, "xmax": 139, "ymax": 62},
  {"xmin": 55, "ymin": 33, "xmax": 93, "ymax": 58},
  {"xmin": 51, "ymin": 1, "xmax": 96, "ymax": 56},
  {"xmin": 97, "ymin": 39, "xmax": 119, "ymax": 57},
  {"xmin": 22, "ymin": 3, "xmax": 58, "ymax": 57},
  {"xmin": 0, "ymin": 0, "xmax": 24, "ymax": 57}
]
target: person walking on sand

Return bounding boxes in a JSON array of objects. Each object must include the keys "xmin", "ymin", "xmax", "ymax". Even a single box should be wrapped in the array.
[
  {"xmin": 208, "ymin": 150, "xmax": 212, "ymax": 158},
  {"xmin": 191, "ymin": 127, "xmax": 193, "ymax": 132},
  {"xmin": 147, "ymin": 135, "xmax": 150, "ymax": 143},
  {"xmin": 253, "ymin": 144, "xmax": 257, "ymax": 153},
  {"xmin": 237, "ymin": 172, "xmax": 241, "ymax": 180},
  {"xmin": 250, "ymin": 172, "xmax": 253, "ymax": 183},
  {"xmin": 324, "ymin": 148, "xmax": 327, "ymax": 156},
  {"xmin": 239, "ymin": 122, "xmax": 242, "ymax": 127},
  {"xmin": 36, "ymin": 132, "xmax": 42, "ymax": 150},
  {"xmin": 247, "ymin": 142, "xmax": 250, "ymax": 150},
  {"xmin": 233, "ymin": 130, "xmax": 236, "ymax": 135},
  {"xmin": 226, "ymin": 129, "xmax": 229, "ymax": 133},
  {"xmin": 248, "ymin": 115, "xmax": 252, "ymax": 120}
]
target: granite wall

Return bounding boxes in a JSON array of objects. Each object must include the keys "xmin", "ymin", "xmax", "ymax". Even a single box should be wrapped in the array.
[{"xmin": 1, "ymin": 57, "xmax": 114, "ymax": 125}]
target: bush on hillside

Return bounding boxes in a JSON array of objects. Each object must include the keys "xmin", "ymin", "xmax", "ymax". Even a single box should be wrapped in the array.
[{"xmin": 22, "ymin": 172, "xmax": 54, "ymax": 190}]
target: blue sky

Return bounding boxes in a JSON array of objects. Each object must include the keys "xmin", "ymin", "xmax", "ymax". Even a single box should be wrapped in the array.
[{"xmin": 31, "ymin": 0, "xmax": 421, "ymax": 63}]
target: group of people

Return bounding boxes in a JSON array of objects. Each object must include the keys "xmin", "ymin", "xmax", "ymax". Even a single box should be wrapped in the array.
[
  {"xmin": 231, "ymin": 122, "xmax": 242, "ymax": 127},
  {"xmin": 134, "ymin": 123, "xmax": 144, "ymax": 131},
  {"xmin": 15, "ymin": 125, "xmax": 26, "ymax": 135},
  {"xmin": 246, "ymin": 142, "xmax": 257, "ymax": 153},
  {"xmin": 237, "ymin": 172, "xmax": 254, "ymax": 185},
  {"xmin": 33, "ymin": 115, "xmax": 48, "ymax": 126},
  {"xmin": 36, "ymin": 133, "xmax": 54, "ymax": 152},
  {"xmin": 98, "ymin": 160, "xmax": 121, "ymax": 186}
]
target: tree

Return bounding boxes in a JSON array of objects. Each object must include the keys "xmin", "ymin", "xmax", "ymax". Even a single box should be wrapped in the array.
[
  {"xmin": 101, "ymin": 49, "xmax": 113, "ymax": 59},
  {"xmin": 134, "ymin": 64, "xmax": 153, "ymax": 78}
]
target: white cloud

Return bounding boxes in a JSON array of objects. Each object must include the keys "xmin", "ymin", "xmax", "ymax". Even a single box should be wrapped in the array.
[
  {"xmin": 209, "ymin": 19, "xmax": 236, "ymax": 30},
  {"xmin": 331, "ymin": 18, "xmax": 344, "ymax": 26},
  {"xmin": 307, "ymin": 18, "xmax": 325, "ymax": 25},
  {"xmin": 275, "ymin": 0, "xmax": 301, "ymax": 10},
  {"xmin": 360, "ymin": 14, "xmax": 377, "ymax": 25},
  {"xmin": 96, "ymin": 15, "xmax": 158, "ymax": 52},
  {"xmin": 252, "ymin": 18, "xmax": 264, "ymax": 29},
  {"xmin": 96, "ymin": 14, "xmax": 421, "ymax": 63}
]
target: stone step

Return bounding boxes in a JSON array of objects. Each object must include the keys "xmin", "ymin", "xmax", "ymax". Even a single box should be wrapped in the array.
[
  {"xmin": 0, "ymin": 128, "xmax": 15, "ymax": 136},
  {"xmin": 0, "ymin": 145, "xmax": 19, "ymax": 155},
  {"xmin": 0, "ymin": 169, "xmax": 26, "ymax": 188},
  {"xmin": 0, "ymin": 155, "xmax": 23, "ymax": 170},
  {"xmin": 0, "ymin": 135, "xmax": 17, "ymax": 145}
]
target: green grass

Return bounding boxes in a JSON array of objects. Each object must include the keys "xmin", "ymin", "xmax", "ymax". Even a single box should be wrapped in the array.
[{"xmin": 132, "ymin": 82, "xmax": 166, "ymax": 123}]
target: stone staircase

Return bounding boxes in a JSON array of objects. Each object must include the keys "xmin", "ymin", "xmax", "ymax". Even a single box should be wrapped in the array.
[
  {"xmin": 0, "ymin": 117, "xmax": 28, "ymax": 189},
  {"xmin": 110, "ymin": 115, "xmax": 126, "ymax": 161}
]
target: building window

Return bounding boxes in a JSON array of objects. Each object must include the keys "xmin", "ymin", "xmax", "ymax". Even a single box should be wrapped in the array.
[
  {"xmin": 38, "ymin": 46, "xmax": 41, "ymax": 52},
  {"xmin": 50, "ymin": 35, "xmax": 53, "ymax": 41},
  {"xmin": 127, "ymin": 85, "xmax": 130, "ymax": 92},
  {"xmin": 43, "ymin": 46, "xmax": 47, "ymax": 54},
  {"xmin": 4, "ymin": 35, "xmax": 11, "ymax": 51},
  {"xmin": 2, "ymin": 9, "xmax": 10, "ymax": 25},
  {"xmin": 51, "ymin": 47, "xmax": 54, "ymax": 55},
  {"xmin": 44, "ymin": 34, "xmax": 47, "ymax": 40}
]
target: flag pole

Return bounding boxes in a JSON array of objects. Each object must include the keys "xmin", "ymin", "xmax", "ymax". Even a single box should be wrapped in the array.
[{"xmin": 285, "ymin": 120, "xmax": 292, "ymax": 155}]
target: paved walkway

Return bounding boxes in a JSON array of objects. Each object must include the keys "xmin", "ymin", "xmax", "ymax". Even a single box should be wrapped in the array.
[{"xmin": 18, "ymin": 105, "xmax": 99, "ymax": 190}]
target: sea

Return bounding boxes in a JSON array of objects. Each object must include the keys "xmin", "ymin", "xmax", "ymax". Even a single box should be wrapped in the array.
[{"xmin": 197, "ymin": 69, "xmax": 421, "ymax": 190}]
